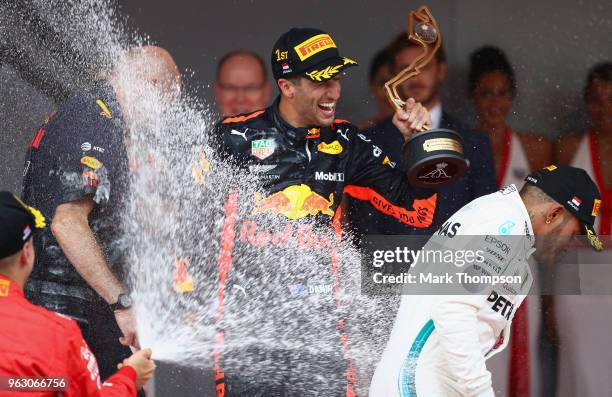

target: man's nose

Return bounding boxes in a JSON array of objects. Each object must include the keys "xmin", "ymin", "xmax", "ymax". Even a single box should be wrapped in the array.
[{"xmin": 327, "ymin": 79, "xmax": 341, "ymax": 99}]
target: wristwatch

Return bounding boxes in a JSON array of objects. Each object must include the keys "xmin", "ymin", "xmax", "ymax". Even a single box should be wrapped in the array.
[{"xmin": 109, "ymin": 293, "xmax": 133, "ymax": 311}]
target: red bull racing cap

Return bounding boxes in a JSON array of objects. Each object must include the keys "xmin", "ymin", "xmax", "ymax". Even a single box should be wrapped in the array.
[
  {"xmin": 271, "ymin": 27, "xmax": 358, "ymax": 82},
  {"xmin": 0, "ymin": 191, "xmax": 46, "ymax": 259},
  {"xmin": 524, "ymin": 165, "xmax": 603, "ymax": 251}
]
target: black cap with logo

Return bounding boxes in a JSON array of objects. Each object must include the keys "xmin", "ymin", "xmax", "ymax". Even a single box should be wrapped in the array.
[
  {"xmin": 524, "ymin": 165, "xmax": 603, "ymax": 251},
  {"xmin": 271, "ymin": 27, "xmax": 358, "ymax": 82},
  {"xmin": 0, "ymin": 192, "xmax": 46, "ymax": 259}
]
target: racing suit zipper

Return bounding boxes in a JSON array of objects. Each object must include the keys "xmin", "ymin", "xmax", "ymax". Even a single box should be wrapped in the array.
[{"xmin": 305, "ymin": 140, "xmax": 312, "ymax": 163}]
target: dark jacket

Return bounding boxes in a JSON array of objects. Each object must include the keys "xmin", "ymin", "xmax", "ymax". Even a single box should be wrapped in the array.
[
  {"xmin": 214, "ymin": 99, "xmax": 437, "ymax": 227},
  {"xmin": 348, "ymin": 111, "xmax": 497, "ymax": 236},
  {"xmin": 209, "ymin": 100, "xmax": 438, "ymax": 396}
]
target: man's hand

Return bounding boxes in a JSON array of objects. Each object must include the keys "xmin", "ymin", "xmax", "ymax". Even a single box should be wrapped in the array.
[
  {"xmin": 392, "ymin": 98, "xmax": 431, "ymax": 141},
  {"xmin": 118, "ymin": 348, "xmax": 156, "ymax": 390},
  {"xmin": 114, "ymin": 307, "xmax": 140, "ymax": 348}
]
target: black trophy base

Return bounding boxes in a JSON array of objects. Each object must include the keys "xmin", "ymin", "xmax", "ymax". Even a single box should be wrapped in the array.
[{"xmin": 403, "ymin": 128, "xmax": 469, "ymax": 188}]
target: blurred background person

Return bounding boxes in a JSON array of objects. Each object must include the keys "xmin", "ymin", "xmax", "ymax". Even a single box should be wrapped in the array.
[
  {"xmin": 360, "ymin": 48, "xmax": 394, "ymax": 129},
  {"xmin": 553, "ymin": 61, "xmax": 612, "ymax": 397},
  {"xmin": 347, "ymin": 32, "xmax": 497, "ymax": 238},
  {"xmin": 214, "ymin": 50, "xmax": 272, "ymax": 117},
  {"xmin": 469, "ymin": 45, "xmax": 552, "ymax": 185},
  {"xmin": 21, "ymin": 46, "xmax": 180, "ymax": 394},
  {"xmin": 469, "ymin": 45, "xmax": 553, "ymax": 397},
  {"xmin": 555, "ymin": 62, "xmax": 611, "ymax": 235}
]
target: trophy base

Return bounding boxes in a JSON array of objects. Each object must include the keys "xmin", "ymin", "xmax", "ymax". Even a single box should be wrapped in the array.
[{"xmin": 403, "ymin": 128, "xmax": 469, "ymax": 188}]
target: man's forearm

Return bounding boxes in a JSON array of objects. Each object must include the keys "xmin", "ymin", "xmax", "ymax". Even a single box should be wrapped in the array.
[{"xmin": 52, "ymin": 214, "xmax": 125, "ymax": 304}]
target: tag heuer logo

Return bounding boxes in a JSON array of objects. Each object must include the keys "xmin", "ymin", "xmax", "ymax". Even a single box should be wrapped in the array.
[
  {"xmin": 315, "ymin": 171, "xmax": 344, "ymax": 182},
  {"xmin": 251, "ymin": 139, "xmax": 275, "ymax": 160}
]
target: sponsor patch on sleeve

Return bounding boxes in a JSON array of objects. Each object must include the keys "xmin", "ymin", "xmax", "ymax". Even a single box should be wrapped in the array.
[{"xmin": 81, "ymin": 156, "xmax": 103, "ymax": 170}]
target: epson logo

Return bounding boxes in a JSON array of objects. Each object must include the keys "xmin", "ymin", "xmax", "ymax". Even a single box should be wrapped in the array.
[{"xmin": 315, "ymin": 171, "xmax": 344, "ymax": 182}]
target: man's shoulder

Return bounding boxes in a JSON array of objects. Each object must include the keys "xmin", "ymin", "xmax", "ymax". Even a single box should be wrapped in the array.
[
  {"xmin": 331, "ymin": 117, "xmax": 360, "ymax": 135},
  {"xmin": 22, "ymin": 299, "xmax": 81, "ymax": 336},
  {"xmin": 449, "ymin": 188, "xmax": 526, "ymax": 230},
  {"xmin": 218, "ymin": 108, "xmax": 269, "ymax": 129},
  {"xmin": 50, "ymin": 84, "xmax": 120, "ymax": 134},
  {"xmin": 366, "ymin": 116, "xmax": 396, "ymax": 135},
  {"xmin": 214, "ymin": 108, "xmax": 273, "ymax": 156}
]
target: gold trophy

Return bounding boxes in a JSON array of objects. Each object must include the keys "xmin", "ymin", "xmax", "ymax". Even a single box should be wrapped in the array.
[{"xmin": 385, "ymin": 5, "xmax": 468, "ymax": 187}]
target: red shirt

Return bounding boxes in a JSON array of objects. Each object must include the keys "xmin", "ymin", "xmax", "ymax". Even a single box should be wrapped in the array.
[{"xmin": 0, "ymin": 275, "xmax": 137, "ymax": 397}]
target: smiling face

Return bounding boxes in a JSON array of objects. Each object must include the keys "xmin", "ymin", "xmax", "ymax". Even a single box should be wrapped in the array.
[{"xmin": 278, "ymin": 76, "xmax": 342, "ymax": 127}]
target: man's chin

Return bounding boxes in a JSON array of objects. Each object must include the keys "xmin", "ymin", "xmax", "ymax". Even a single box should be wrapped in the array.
[{"xmin": 316, "ymin": 115, "xmax": 335, "ymax": 127}]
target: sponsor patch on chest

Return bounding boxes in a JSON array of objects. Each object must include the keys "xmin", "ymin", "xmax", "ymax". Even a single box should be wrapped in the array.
[{"xmin": 251, "ymin": 139, "xmax": 275, "ymax": 160}]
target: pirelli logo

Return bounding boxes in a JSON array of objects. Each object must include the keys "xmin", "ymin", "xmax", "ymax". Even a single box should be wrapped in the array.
[{"xmin": 294, "ymin": 34, "xmax": 336, "ymax": 61}]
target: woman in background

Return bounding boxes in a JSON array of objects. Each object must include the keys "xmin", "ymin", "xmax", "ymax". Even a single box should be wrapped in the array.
[
  {"xmin": 469, "ymin": 45, "xmax": 551, "ymax": 397},
  {"xmin": 470, "ymin": 46, "xmax": 551, "ymax": 186}
]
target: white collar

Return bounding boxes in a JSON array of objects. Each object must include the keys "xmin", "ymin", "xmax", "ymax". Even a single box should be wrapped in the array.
[{"xmin": 430, "ymin": 102, "xmax": 442, "ymax": 130}]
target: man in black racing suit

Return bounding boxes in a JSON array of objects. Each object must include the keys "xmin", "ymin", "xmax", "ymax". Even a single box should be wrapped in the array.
[{"xmin": 209, "ymin": 28, "xmax": 439, "ymax": 397}]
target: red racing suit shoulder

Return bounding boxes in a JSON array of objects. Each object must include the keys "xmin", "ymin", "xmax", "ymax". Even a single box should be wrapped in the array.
[{"xmin": 0, "ymin": 277, "xmax": 137, "ymax": 397}]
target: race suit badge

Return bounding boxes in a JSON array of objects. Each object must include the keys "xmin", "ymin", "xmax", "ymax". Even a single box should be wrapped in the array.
[{"xmin": 251, "ymin": 139, "xmax": 275, "ymax": 160}]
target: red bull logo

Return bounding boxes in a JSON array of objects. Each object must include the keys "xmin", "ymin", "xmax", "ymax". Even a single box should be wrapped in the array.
[
  {"xmin": 252, "ymin": 184, "xmax": 335, "ymax": 219},
  {"xmin": 82, "ymin": 171, "xmax": 99, "ymax": 187},
  {"xmin": 240, "ymin": 220, "xmax": 332, "ymax": 249},
  {"xmin": 306, "ymin": 128, "xmax": 320, "ymax": 139},
  {"xmin": 173, "ymin": 257, "xmax": 195, "ymax": 293}
]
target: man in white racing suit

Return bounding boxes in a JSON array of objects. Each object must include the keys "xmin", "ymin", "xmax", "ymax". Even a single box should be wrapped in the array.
[{"xmin": 370, "ymin": 165, "xmax": 603, "ymax": 397}]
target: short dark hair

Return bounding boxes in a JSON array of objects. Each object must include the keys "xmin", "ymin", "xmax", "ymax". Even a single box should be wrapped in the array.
[
  {"xmin": 519, "ymin": 184, "xmax": 555, "ymax": 204},
  {"xmin": 216, "ymin": 51, "xmax": 268, "ymax": 82},
  {"xmin": 468, "ymin": 45, "xmax": 516, "ymax": 98},
  {"xmin": 369, "ymin": 48, "xmax": 392, "ymax": 83},
  {"xmin": 584, "ymin": 62, "xmax": 612, "ymax": 102},
  {"xmin": 387, "ymin": 31, "xmax": 446, "ymax": 66}
]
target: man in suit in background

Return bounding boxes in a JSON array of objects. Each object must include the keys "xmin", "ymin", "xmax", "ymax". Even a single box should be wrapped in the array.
[{"xmin": 348, "ymin": 33, "xmax": 497, "ymax": 237}]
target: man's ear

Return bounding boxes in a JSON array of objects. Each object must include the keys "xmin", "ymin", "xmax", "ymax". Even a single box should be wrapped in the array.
[
  {"xmin": 20, "ymin": 238, "xmax": 34, "ymax": 269},
  {"xmin": 277, "ymin": 79, "xmax": 294, "ymax": 99},
  {"xmin": 546, "ymin": 204, "xmax": 565, "ymax": 224}
]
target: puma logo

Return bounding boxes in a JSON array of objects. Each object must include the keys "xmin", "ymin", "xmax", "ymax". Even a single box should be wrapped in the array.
[{"xmin": 231, "ymin": 129, "xmax": 248, "ymax": 141}]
